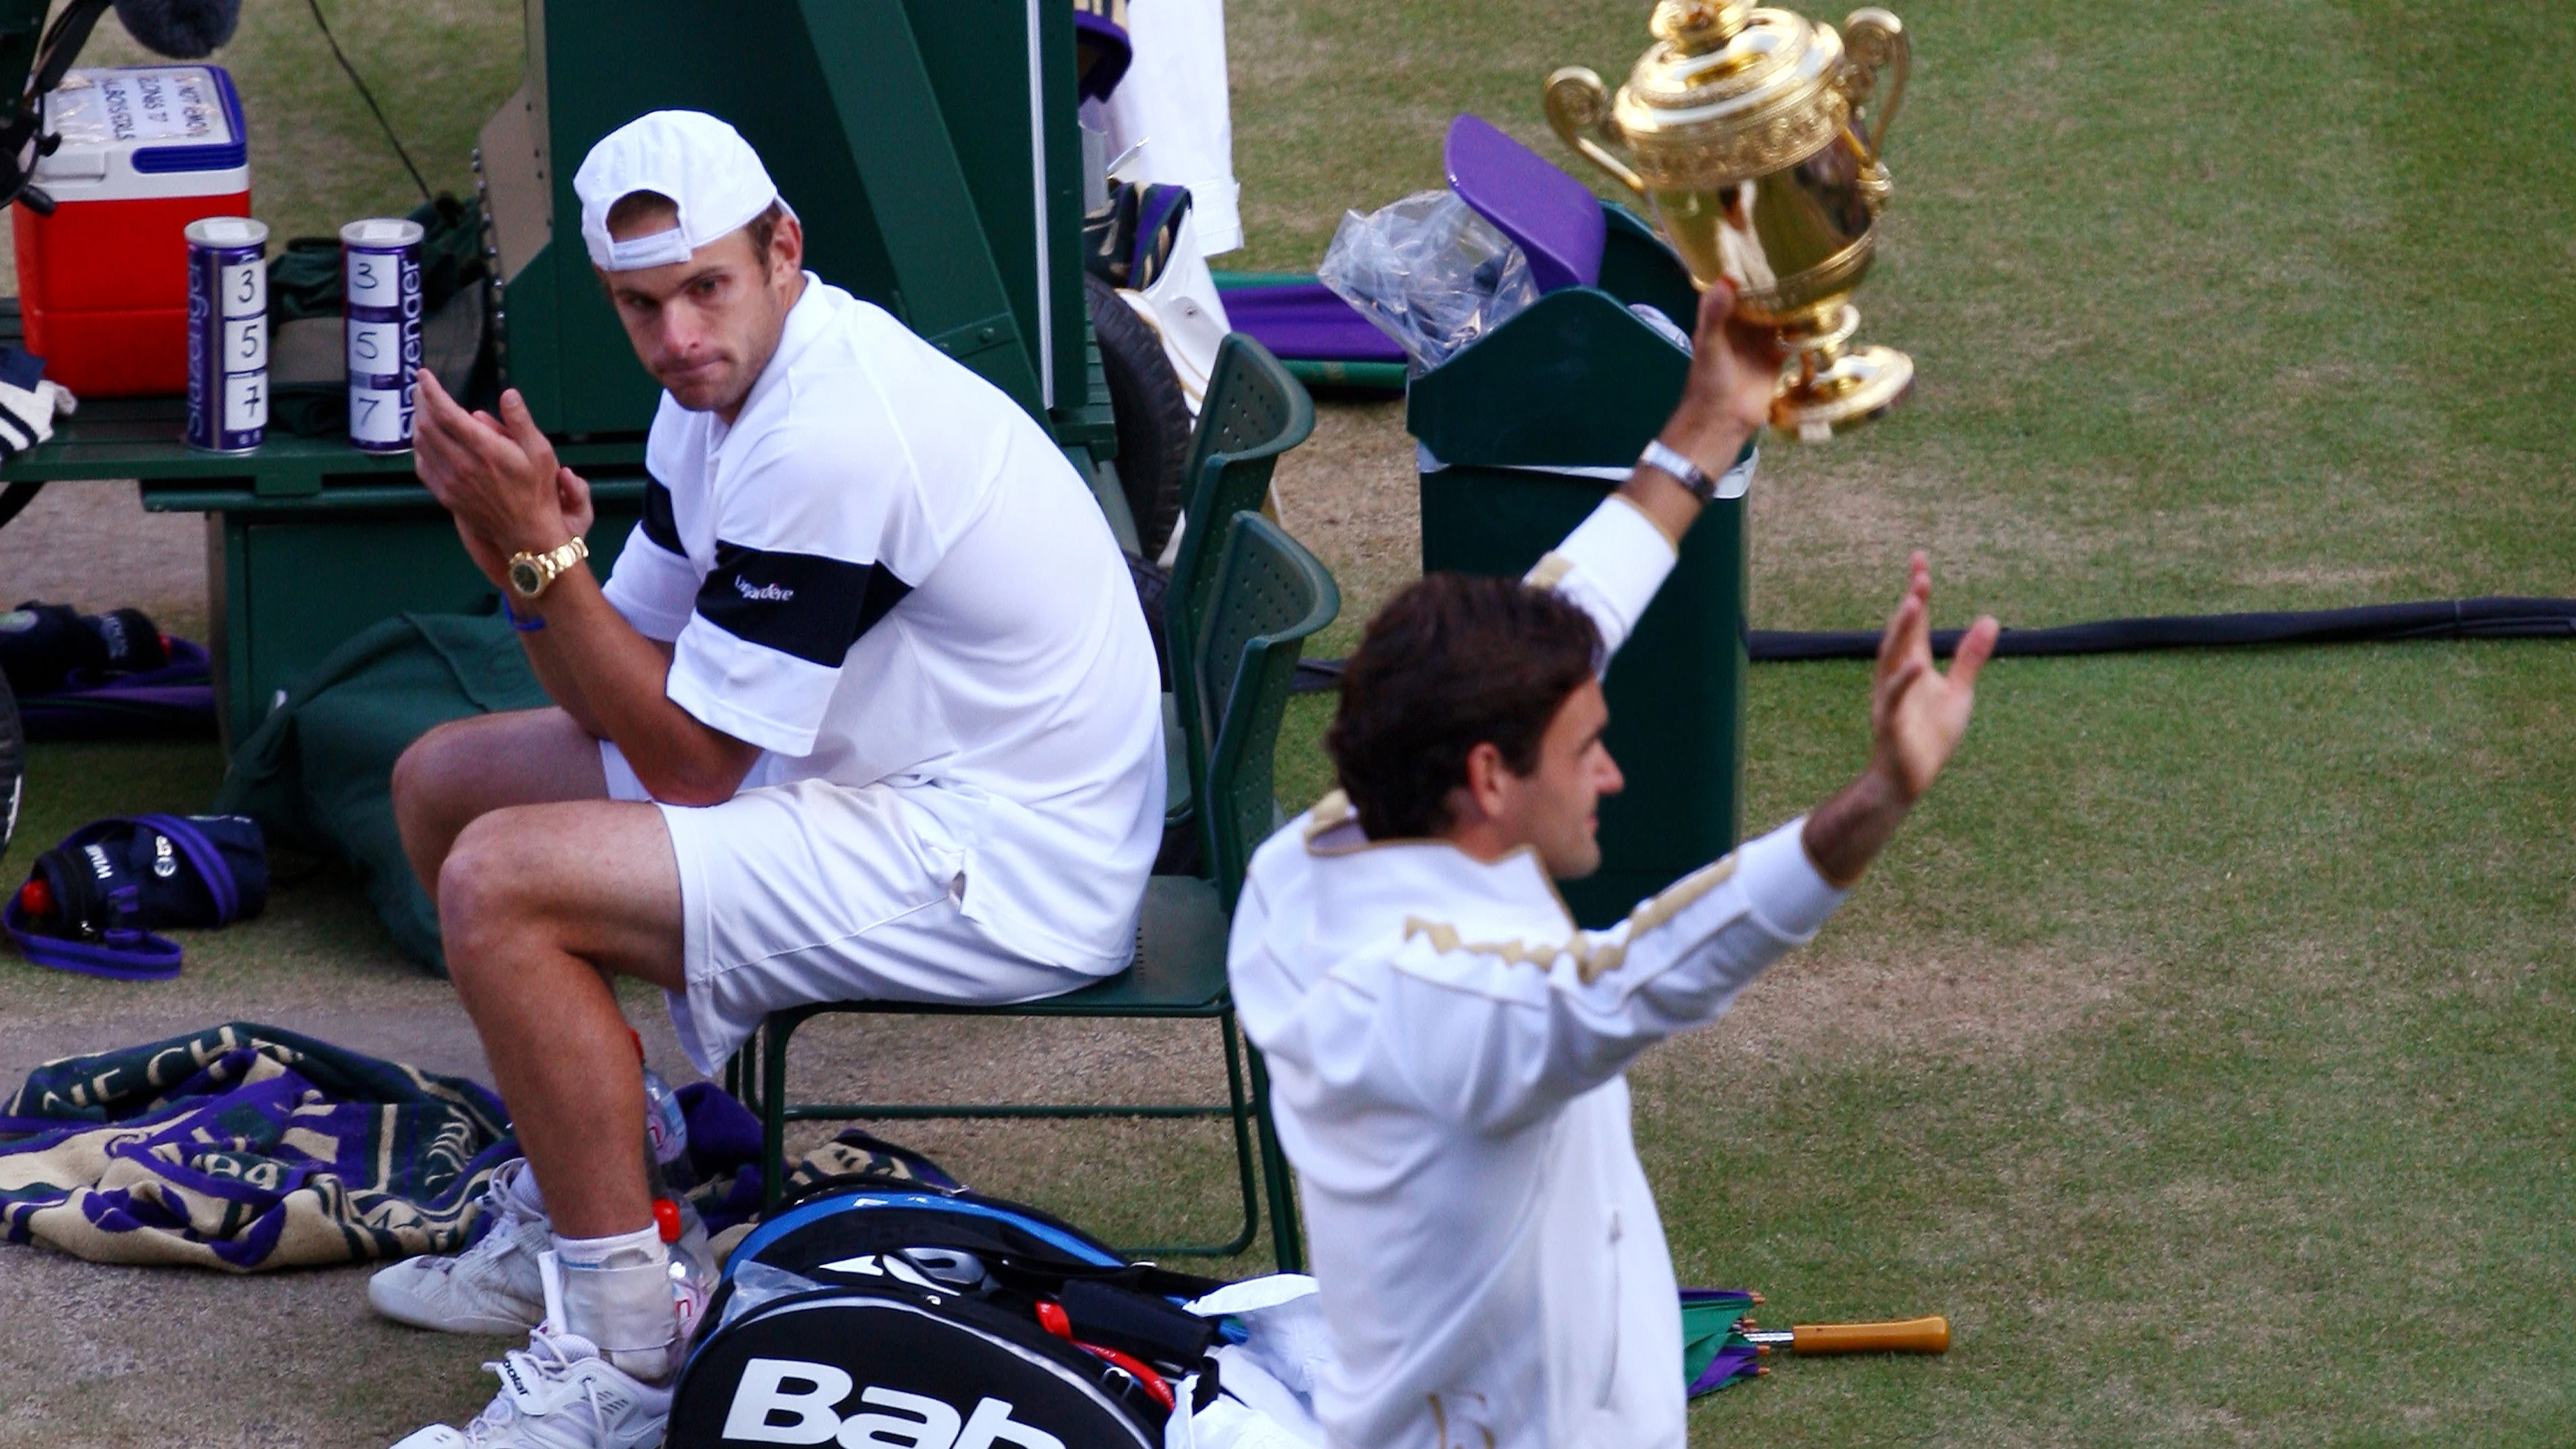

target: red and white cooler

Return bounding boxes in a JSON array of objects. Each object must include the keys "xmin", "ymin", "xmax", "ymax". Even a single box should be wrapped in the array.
[{"xmin": 13, "ymin": 65, "xmax": 251, "ymax": 397}]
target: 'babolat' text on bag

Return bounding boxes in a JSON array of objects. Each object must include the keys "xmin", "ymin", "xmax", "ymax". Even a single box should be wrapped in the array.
[{"xmin": 668, "ymin": 1183, "xmax": 1230, "ymax": 1448}]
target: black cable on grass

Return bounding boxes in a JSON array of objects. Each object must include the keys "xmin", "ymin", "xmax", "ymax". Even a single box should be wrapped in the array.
[
  {"xmin": 1287, "ymin": 598, "xmax": 2576, "ymax": 692},
  {"xmin": 1745, "ymin": 598, "xmax": 2576, "ymax": 661},
  {"xmin": 0, "ymin": 481, "xmax": 45, "ymax": 531},
  {"xmin": 304, "ymin": 0, "xmax": 431, "ymax": 207}
]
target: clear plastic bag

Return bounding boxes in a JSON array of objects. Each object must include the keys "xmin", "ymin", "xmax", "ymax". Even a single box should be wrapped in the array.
[
  {"xmin": 1318, "ymin": 191, "xmax": 1541, "ymax": 373},
  {"xmin": 712, "ymin": 1261, "xmax": 825, "ymax": 1335}
]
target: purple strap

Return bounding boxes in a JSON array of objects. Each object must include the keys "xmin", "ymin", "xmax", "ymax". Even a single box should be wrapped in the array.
[
  {"xmin": 1130, "ymin": 185, "xmax": 1192, "ymax": 288},
  {"xmin": 138, "ymin": 815, "xmax": 239, "ymax": 924},
  {"xmin": 4, "ymin": 893, "xmax": 183, "ymax": 979},
  {"xmin": 2, "ymin": 814, "xmax": 240, "ymax": 980}
]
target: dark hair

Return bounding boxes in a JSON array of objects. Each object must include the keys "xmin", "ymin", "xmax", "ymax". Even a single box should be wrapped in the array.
[
  {"xmin": 1325, "ymin": 573, "xmax": 1601, "ymax": 840},
  {"xmin": 601, "ymin": 192, "xmax": 787, "ymax": 273},
  {"xmin": 742, "ymin": 200, "xmax": 786, "ymax": 268}
]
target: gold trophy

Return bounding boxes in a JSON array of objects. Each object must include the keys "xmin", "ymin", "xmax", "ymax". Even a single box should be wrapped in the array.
[{"xmin": 1546, "ymin": 0, "xmax": 1911, "ymax": 440}]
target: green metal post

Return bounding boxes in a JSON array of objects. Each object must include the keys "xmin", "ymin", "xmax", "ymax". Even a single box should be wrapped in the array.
[
  {"xmin": 0, "ymin": 0, "xmax": 49, "ymax": 121},
  {"xmin": 762, "ymin": 1018, "xmax": 792, "ymax": 1217},
  {"xmin": 1247, "ymin": 1044, "xmax": 1304, "ymax": 1272}
]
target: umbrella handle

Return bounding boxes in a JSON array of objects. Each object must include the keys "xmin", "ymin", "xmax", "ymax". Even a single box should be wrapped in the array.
[{"xmin": 1790, "ymin": 1315, "xmax": 1950, "ymax": 1354}]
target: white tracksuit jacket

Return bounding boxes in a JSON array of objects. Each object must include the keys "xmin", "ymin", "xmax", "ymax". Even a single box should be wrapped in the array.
[{"xmin": 1228, "ymin": 495, "xmax": 1849, "ymax": 1449}]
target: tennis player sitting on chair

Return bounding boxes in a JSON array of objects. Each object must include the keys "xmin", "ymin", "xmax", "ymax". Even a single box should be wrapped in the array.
[
  {"xmin": 375, "ymin": 110, "xmax": 1163, "ymax": 1449},
  {"xmin": 1227, "ymin": 280, "xmax": 1998, "ymax": 1449}
]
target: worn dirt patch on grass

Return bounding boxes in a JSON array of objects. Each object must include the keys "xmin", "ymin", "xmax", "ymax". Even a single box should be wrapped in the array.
[
  {"xmin": 765, "ymin": 1011, "xmax": 1273, "ymax": 1257},
  {"xmin": 1645, "ymin": 938, "xmax": 2148, "ymax": 1073},
  {"xmin": 0, "ymin": 481, "xmax": 207, "ymax": 642},
  {"xmin": 770, "ymin": 1012, "xmax": 1231, "ymax": 1111},
  {"xmin": 2226, "ymin": 559, "xmax": 2407, "ymax": 592},
  {"xmin": 1268, "ymin": 397, "xmax": 1419, "ymax": 628},
  {"xmin": 0, "ymin": 1248, "xmax": 497, "ymax": 1449},
  {"xmin": 1750, "ymin": 448, "xmax": 2093, "ymax": 603}
]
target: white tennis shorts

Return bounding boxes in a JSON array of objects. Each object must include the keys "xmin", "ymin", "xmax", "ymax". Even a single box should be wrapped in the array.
[{"xmin": 603, "ymin": 743, "xmax": 1104, "ymax": 1074}]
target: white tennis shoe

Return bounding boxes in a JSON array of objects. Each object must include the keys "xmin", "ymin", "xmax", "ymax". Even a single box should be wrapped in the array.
[
  {"xmin": 371, "ymin": 1158, "xmax": 551, "ymax": 1335},
  {"xmin": 388, "ymin": 1328, "xmax": 674, "ymax": 1449}
]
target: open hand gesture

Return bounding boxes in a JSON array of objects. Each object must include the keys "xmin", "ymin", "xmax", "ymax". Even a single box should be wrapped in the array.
[
  {"xmin": 1870, "ymin": 551, "xmax": 1999, "ymax": 803},
  {"xmin": 413, "ymin": 369, "xmax": 593, "ymax": 587}
]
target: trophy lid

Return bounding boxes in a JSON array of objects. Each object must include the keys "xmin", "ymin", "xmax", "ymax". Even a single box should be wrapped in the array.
[{"xmin": 1612, "ymin": 0, "xmax": 1851, "ymax": 188}]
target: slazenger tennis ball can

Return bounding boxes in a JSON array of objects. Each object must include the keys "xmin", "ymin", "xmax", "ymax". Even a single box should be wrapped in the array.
[
  {"xmin": 342, "ymin": 216, "xmax": 424, "ymax": 452},
  {"xmin": 182, "ymin": 215, "xmax": 268, "ymax": 452}
]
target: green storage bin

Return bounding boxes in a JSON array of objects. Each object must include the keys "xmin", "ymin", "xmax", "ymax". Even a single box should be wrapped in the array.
[{"xmin": 1406, "ymin": 210, "xmax": 1747, "ymax": 928}]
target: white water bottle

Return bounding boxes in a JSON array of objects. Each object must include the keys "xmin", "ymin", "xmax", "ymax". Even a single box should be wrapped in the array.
[
  {"xmin": 629, "ymin": 1028, "xmax": 695, "ymax": 1191},
  {"xmin": 653, "ymin": 1195, "xmax": 717, "ymax": 1347}
]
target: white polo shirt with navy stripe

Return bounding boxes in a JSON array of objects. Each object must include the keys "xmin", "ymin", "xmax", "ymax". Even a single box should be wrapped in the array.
[{"xmin": 602, "ymin": 274, "xmax": 1166, "ymax": 973}]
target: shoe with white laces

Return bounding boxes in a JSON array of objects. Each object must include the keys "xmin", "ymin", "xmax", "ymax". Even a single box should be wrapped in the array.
[
  {"xmin": 371, "ymin": 1158, "xmax": 551, "ymax": 1335},
  {"xmin": 387, "ymin": 1328, "xmax": 674, "ymax": 1449}
]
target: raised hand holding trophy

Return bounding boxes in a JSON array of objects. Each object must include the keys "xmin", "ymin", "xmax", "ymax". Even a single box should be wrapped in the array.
[{"xmin": 1546, "ymin": 0, "xmax": 1912, "ymax": 440}]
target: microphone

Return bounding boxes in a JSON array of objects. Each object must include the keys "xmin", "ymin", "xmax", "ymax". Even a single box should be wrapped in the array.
[{"xmin": 110, "ymin": 0, "xmax": 242, "ymax": 60}]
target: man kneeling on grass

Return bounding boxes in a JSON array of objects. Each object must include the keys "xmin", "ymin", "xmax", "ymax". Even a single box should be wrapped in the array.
[{"xmin": 1227, "ymin": 280, "xmax": 1998, "ymax": 1449}]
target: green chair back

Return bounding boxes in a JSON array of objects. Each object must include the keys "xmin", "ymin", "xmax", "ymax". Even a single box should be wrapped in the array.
[
  {"xmin": 1167, "ymin": 335, "xmax": 1316, "ymax": 825},
  {"xmin": 1192, "ymin": 511, "xmax": 1339, "ymax": 908},
  {"xmin": 742, "ymin": 508, "xmax": 1339, "ymax": 1267}
]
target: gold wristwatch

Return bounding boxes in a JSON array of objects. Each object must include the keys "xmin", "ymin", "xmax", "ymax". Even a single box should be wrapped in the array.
[{"xmin": 507, "ymin": 536, "xmax": 589, "ymax": 600}]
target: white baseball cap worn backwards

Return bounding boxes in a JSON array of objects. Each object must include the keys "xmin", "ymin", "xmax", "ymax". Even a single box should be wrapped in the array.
[{"xmin": 573, "ymin": 109, "xmax": 794, "ymax": 272}]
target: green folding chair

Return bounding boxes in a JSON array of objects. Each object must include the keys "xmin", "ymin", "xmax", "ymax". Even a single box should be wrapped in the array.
[
  {"xmin": 733, "ymin": 510, "xmax": 1338, "ymax": 1268},
  {"xmin": 1163, "ymin": 333, "xmax": 1316, "ymax": 839}
]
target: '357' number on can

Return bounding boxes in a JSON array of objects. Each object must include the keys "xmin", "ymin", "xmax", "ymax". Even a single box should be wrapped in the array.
[
  {"xmin": 342, "ymin": 217, "xmax": 426, "ymax": 453},
  {"xmin": 184, "ymin": 216, "xmax": 269, "ymax": 453}
]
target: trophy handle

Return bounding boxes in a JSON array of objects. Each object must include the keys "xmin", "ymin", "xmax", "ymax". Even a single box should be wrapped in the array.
[
  {"xmin": 1543, "ymin": 66, "xmax": 1647, "ymax": 199},
  {"xmin": 1838, "ymin": 8, "xmax": 1910, "ymax": 165}
]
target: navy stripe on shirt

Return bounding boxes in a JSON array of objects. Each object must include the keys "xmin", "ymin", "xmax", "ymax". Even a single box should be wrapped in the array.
[
  {"xmin": 696, "ymin": 542, "xmax": 913, "ymax": 666},
  {"xmin": 639, "ymin": 475, "xmax": 683, "ymax": 556}
]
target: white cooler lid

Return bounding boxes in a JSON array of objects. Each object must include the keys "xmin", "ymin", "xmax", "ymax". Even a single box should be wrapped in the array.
[{"xmin": 30, "ymin": 66, "xmax": 250, "ymax": 203}]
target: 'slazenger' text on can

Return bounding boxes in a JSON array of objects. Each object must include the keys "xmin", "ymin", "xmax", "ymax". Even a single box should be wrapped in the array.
[{"xmin": 184, "ymin": 215, "xmax": 268, "ymax": 453}]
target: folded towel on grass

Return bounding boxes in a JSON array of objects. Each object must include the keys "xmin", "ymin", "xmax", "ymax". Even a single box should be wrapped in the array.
[{"xmin": 0, "ymin": 1021, "xmax": 515, "ymax": 1270}]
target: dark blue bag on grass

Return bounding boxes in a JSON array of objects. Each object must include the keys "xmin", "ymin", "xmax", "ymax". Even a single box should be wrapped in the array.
[
  {"xmin": 670, "ymin": 1179, "xmax": 1231, "ymax": 1447},
  {"xmin": 3, "ymin": 813, "xmax": 267, "ymax": 980},
  {"xmin": 16, "ymin": 636, "xmax": 216, "ymax": 741}
]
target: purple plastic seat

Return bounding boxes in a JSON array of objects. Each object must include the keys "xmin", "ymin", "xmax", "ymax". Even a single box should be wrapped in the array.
[{"xmin": 1443, "ymin": 113, "xmax": 1606, "ymax": 293}]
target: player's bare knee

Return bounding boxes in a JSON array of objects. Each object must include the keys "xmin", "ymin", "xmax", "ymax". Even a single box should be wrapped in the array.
[
  {"xmin": 436, "ymin": 813, "xmax": 536, "ymax": 964},
  {"xmin": 393, "ymin": 718, "xmax": 475, "ymax": 827}
]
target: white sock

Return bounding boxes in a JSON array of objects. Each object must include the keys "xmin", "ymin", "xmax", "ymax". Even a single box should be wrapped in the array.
[
  {"xmin": 509, "ymin": 1166, "xmax": 547, "ymax": 1217},
  {"xmin": 548, "ymin": 1226, "xmax": 677, "ymax": 1383},
  {"xmin": 552, "ymin": 1223, "xmax": 662, "ymax": 1271}
]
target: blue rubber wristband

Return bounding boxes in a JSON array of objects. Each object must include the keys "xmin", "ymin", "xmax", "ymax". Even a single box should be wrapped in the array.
[{"xmin": 502, "ymin": 596, "xmax": 546, "ymax": 632}]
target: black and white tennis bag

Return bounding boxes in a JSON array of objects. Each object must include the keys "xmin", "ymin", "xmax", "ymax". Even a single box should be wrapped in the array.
[{"xmin": 668, "ymin": 1181, "xmax": 1232, "ymax": 1448}]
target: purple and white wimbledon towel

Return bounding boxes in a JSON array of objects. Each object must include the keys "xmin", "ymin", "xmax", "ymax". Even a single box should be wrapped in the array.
[{"xmin": 0, "ymin": 1021, "xmax": 515, "ymax": 1270}]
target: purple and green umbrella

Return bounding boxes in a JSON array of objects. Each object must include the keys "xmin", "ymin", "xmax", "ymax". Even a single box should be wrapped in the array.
[{"xmin": 1683, "ymin": 1289, "xmax": 1951, "ymax": 1396}]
